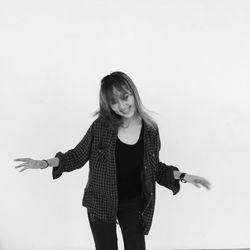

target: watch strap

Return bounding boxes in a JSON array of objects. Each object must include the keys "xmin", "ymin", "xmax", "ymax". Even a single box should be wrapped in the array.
[{"xmin": 179, "ymin": 173, "xmax": 187, "ymax": 183}]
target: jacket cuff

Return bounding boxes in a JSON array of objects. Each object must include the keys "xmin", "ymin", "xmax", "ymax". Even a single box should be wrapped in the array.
[
  {"xmin": 169, "ymin": 165, "xmax": 181, "ymax": 195},
  {"xmin": 159, "ymin": 164, "xmax": 181, "ymax": 195},
  {"xmin": 52, "ymin": 152, "xmax": 64, "ymax": 180}
]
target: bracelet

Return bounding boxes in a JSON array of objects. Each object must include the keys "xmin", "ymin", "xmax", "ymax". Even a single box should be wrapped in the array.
[
  {"xmin": 41, "ymin": 160, "xmax": 49, "ymax": 168},
  {"xmin": 179, "ymin": 173, "xmax": 187, "ymax": 183}
]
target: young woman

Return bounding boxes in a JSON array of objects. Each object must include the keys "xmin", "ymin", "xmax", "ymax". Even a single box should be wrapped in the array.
[{"xmin": 14, "ymin": 71, "xmax": 211, "ymax": 250}]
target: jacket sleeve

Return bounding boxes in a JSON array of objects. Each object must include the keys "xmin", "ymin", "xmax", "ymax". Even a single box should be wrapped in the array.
[
  {"xmin": 155, "ymin": 127, "xmax": 180, "ymax": 195},
  {"xmin": 52, "ymin": 123, "xmax": 93, "ymax": 180}
]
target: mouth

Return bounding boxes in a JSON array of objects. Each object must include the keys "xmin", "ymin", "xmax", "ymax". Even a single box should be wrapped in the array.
[{"xmin": 120, "ymin": 106, "xmax": 131, "ymax": 114}]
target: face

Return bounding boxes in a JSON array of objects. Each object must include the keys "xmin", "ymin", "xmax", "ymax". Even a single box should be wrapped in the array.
[{"xmin": 109, "ymin": 87, "xmax": 136, "ymax": 119}]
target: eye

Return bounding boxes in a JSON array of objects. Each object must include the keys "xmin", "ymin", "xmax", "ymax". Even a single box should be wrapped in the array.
[
  {"xmin": 109, "ymin": 93, "xmax": 130, "ymax": 105},
  {"xmin": 123, "ymin": 94, "xmax": 130, "ymax": 100}
]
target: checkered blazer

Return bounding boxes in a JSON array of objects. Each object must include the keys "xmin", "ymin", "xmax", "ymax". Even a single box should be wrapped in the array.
[{"xmin": 52, "ymin": 116, "xmax": 181, "ymax": 235}]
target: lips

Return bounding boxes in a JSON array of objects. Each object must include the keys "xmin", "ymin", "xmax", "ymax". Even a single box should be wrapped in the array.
[{"xmin": 121, "ymin": 107, "xmax": 130, "ymax": 114}]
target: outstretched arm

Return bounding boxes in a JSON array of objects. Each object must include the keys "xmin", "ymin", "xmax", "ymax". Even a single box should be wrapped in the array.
[{"xmin": 52, "ymin": 123, "xmax": 93, "ymax": 179}]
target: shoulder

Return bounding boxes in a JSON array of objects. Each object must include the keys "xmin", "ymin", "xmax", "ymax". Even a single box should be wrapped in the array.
[
  {"xmin": 143, "ymin": 119, "xmax": 159, "ymax": 136},
  {"xmin": 90, "ymin": 116, "xmax": 112, "ymax": 133}
]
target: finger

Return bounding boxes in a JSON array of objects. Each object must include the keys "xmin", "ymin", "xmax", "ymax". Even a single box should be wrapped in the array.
[
  {"xmin": 14, "ymin": 158, "xmax": 31, "ymax": 162},
  {"xmin": 203, "ymin": 183, "xmax": 211, "ymax": 190},
  {"xmin": 205, "ymin": 180, "xmax": 211, "ymax": 186},
  {"xmin": 194, "ymin": 179, "xmax": 201, "ymax": 183},
  {"xmin": 19, "ymin": 167, "xmax": 28, "ymax": 172},
  {"xmin": 197, "ymin": 180, "xmax": 211, "ymax": 190},
  {"xmin": 200, "ymin": 178, "xmax": 211, "ymax": 185},
  {"xmin": 195, "ymin": 178, "xmax": 211, "ymax": 188},
  {"xmin": 202, "ymin": 179, "xmax": 211, "ymax": 187},
  {"xmin": 203, "ymin": 181, "xmax": 211, "ymax": 186},
  {"xmin": 15, "ymin": 163, "xmax": 27, "ymax": 168}
]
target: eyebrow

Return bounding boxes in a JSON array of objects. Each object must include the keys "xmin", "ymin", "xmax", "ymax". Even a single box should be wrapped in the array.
[
  {"xmin": 110, "ymin": 92, "xmax": 130, "ymax": 102},
  {"xmin": 114, "ymin": 92, "xmax": 129, "ymax": 98}
]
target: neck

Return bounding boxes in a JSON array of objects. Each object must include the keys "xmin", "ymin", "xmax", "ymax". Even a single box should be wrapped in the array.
[{"xmin": 121, "ymin": 116, "xmax": 142, "ymax": 128}]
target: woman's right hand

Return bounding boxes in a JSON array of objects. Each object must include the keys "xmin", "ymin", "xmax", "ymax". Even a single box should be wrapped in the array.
[{"xmin": 14, "ymin": 158, "xmax": 48, "ymax": 172}]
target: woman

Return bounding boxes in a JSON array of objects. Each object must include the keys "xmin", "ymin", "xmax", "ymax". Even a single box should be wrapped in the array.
[{"xmin": 14, "ymin": 71, "xmax": 211, "ymax": 250}]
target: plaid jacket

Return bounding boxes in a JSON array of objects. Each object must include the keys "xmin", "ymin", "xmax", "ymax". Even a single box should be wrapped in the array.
[{"xmin": 52, "ymin": 116, "xmax": 181, "ymax": 235}]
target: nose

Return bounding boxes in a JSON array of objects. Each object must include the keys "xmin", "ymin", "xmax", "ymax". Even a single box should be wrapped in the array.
[{"xmin": 117, "ymin": 99, "xmax": 128, "ymax": 110}]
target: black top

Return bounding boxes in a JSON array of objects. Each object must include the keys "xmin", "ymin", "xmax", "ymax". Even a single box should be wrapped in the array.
[{"xmin": 115, "ymin": 123, "xmax": 144, "ymax": 201}]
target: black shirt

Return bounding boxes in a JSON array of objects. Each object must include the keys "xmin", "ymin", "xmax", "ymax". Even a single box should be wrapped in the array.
[{"xmin": 115, "ymin": 123, "xmax": 144, "ymax": 201}]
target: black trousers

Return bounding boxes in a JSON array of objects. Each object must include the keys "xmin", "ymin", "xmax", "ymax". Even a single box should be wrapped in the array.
[{"xmin": 87, "ymin": 196, "xmax": 146, "ymax": 250}]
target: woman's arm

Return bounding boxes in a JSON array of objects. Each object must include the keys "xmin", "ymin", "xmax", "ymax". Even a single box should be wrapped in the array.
[
  {"xmin": 52, "ymin": 123, "xmax": 93, "ymax": 179},
  {"xmin": 43, "ymin": 157, "xmax": 59, "ymax": 167}
]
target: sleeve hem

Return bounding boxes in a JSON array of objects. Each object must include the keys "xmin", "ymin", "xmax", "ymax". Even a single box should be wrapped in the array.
[
  {"xmin": 52, "ymin": 152, "xmax": 64, "ymax": 180},
  {"xmin": 170, "ymin": 166, "xmax": 181, "ymax": 195}
]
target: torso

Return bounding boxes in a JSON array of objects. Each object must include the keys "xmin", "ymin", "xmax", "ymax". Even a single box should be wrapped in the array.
[{"xmin": 117, "ymin": 122, "xmax": 142, "ymax": 145}]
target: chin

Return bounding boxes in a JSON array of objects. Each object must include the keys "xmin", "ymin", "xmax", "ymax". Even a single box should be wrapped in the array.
[
  {"xmin": 118, "ymin": 106, "xmax": 136, "ymax": 118},
  {"xmin": 124, "ymin": 112, "xmax": 135, "ymax": 118}
]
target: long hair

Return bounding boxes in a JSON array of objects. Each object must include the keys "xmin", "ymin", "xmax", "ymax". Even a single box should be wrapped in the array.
[{"xmin": 92, "ymin": 71, "xmax": 159, "ymax": 131}]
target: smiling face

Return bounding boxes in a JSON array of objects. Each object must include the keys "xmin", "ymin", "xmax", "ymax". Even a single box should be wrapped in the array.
[{"xmin": 109, "ymin": 87, "xmax": 137, "ymax": 119}]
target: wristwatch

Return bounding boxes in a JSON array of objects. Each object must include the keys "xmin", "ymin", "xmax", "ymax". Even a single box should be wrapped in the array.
[{"xmin": 179, "ymin": 173, "xmax": 187, "ymax": 183}]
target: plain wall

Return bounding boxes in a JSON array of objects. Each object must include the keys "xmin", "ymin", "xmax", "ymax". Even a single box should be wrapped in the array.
[{"xmin": 1, "ymin": 0, "xmax": 250, "ymax": 249}]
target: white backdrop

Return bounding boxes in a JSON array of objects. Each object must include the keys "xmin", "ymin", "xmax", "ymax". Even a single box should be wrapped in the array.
[{"xmin": 1, "ymin": 0, "xmax": 250, "ymax": 249}]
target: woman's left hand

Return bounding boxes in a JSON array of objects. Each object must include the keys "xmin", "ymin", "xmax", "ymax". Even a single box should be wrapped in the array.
[{"xmin": 184, "ymin": 174, "xmax": 211, "ymax": 190}]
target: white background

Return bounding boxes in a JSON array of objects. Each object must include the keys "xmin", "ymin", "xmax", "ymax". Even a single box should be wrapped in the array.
[{"xmin": 1, "ymin": 0, "xmax": 250, "ymax": 249}]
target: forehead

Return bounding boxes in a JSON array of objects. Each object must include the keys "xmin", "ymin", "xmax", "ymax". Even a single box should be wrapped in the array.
[{"xmin": 112, "ymin": 87, "xmax": 129, "ymax": 96}]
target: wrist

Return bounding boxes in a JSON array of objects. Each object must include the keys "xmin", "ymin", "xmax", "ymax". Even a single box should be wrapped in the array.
[
  {"xmin": 173, "ymin": 170, "xmax": 182, "ymax": 180},
  {"xmin": 41, "ymin": 160, "xmax": 49, "ymax": 169},
  {"xmin": 179, "ymin": 172, "xmax": 187, "ymax": 183}
]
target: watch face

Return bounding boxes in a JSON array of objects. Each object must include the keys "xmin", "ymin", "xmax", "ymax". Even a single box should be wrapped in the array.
[{"xmin": 180, "ymin": 173, "xmax": 186, "ymax": 183}]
